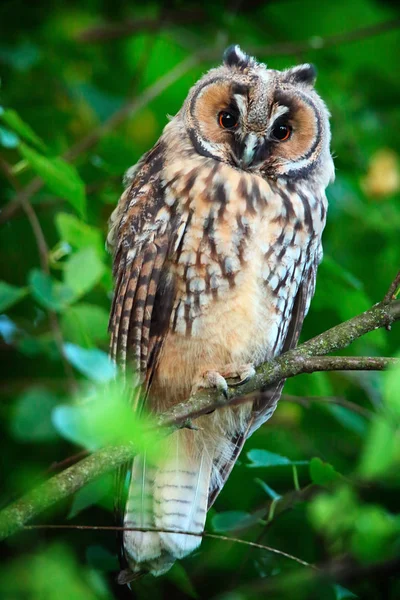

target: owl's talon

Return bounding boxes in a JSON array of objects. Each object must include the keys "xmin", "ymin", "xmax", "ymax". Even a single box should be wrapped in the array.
[
  {"xmin": 224, "ymin": 364, "xmax": 256, "ymax": 387},
  {"xmin": 191, "ymin": 370, "xmax": 229, "ymax": 398}
]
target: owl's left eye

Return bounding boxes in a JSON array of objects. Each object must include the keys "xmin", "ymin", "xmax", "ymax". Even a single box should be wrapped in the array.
[
  {"xmin": 271, "ymin": 120, "xmax": 292, "ymax": 141},
  {"xmin": 218, "ymin": 111, "xmax": 238, "ymax": 129}
]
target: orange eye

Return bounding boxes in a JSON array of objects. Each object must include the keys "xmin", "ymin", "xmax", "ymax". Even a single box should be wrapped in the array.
[
  {"xmin": 272, "ymin": 120, "xmax": 292, "ymax": 141},
  {"xmin": 218, "ymin": 111, "xmax": 238, "ymax": 129}
]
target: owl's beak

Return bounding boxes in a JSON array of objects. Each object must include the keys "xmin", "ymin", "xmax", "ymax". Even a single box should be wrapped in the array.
[{"xmin": 240, "ymin": 133, "xmax": 261, "ymax": 168}]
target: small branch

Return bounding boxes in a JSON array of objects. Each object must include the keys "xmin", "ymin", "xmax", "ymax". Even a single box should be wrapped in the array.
[
  {"xmin": 232, "ymin": 552, "xmax": 400, "ymax": 596},
  {"xmin": 23, "ymin": 524, "xmax": 312, "ymax": 570},
  {"xmin": 0, "ymin": 55, "xmax": 199, "ymax": 224},
  {"xmin": 0, "ymin": 158, "xmax": 77, "ymax": 392},
  {"xmin": 383, "ymin": 269, "xmax": 400, "ymax": 304},
  {"xmin": 282, "ymin": 394, "xmax": 373, "ymax": 419},
  {"xmin": 157, "ymin": 301, "xmax": 400, "ymax": 428},
  {"xmin": 78, "ymin": 15, "xmax": 400, "ymax": 51},
  {"xmin": 239, "ymin": 18, "xmax": 400, "ymax": 59},
  {"xmin": 0, "ymin": 295, "xmax": 399, "ymax": 542},
  {"xmin": 77, "ymin": 10, "xmax": 206, "ymax": 43},
  {"xmin": 3, "ymin": 19, "xmax": 399, "ymax": 224},
  {"xmin": 0, "ymin": 444, "xmax": 136, "ymax": 541}
]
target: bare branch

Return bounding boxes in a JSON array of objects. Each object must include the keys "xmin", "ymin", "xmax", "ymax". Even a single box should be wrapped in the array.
[
  {"xmin": 383, "ymin": 269, "xmax": 400, "ymax": 304},
  {"xmin": 23, "ymin": 524, "xmax": 312, "ymax": 570},
  {"xmin": 78, "ymin": 15, "xmax": 400, "ymax": 52},
  {"xmin": 159, "ymin": 301, "xmax": 400, "ymax": 427},
  {"xmin": 0, "ymin": 158, "xmax": 77, "ymax": 392},
  {"xmin": 77, "ymin": 10, "xmax": 206, "ymax": 43},
  {"xmin": 282, "ymin": 394, "xmax": 373, "ymax": 419},
  {"xmin": 0, "ymin": 294, "xmax": 399, "ymax": 542},
  {"xmin": 3, "ymin": 18, "xmax": 399, "ymax": 224},
  {"xmin": 0, "ymin": 55, "xmax": 198, "ymax": 224}
]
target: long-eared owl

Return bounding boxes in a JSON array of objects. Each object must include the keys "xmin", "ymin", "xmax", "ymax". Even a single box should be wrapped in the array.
[{"xmin": 107, "ymin": 45, "xmax": 334, "ymax": 581}]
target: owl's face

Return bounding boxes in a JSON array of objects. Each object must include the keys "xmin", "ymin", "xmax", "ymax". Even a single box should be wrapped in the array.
[{"xmin": 180, "ymin": 46, "xmax": 333, "ymax": 184}]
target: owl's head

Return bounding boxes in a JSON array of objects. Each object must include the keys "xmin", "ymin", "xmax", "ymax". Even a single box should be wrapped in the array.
[{"xmin": 180, "ymin": 45, "xmax": 333, "ymax": 184}]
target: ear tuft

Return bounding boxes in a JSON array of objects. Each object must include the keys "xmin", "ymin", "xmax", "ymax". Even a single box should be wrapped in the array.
[
  {"xmin": 284, "ymin": 64, "xmax": 317, "ymax": 87},
  {"xmin": 223, "ymin": 45, "xmax": 253, "ymax": 69}
]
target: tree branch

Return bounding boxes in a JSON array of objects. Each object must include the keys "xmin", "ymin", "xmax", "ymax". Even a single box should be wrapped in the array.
[
  {"xmin": 0, "ymin": 55, "xmax": 198, "ymax": 224},
  {"xmin": 23, "ymin": 524, "xmax": 312, "ymax": 571},
  {"xmin": 2, "ymin": 18, "xmax": 399, "ymax": 224},
  {"xmin": 0, "ymin": 293, "xmax": 399, "ymax": 542},
  {"xmin": 0, "ymin": 158, "xmax": 77, "ymax": 393}
]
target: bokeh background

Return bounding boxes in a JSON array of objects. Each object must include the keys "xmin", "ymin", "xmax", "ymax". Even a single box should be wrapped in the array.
[{"xmin": 1, "ymin": 1, "xmax": 400, "ymax": 599}]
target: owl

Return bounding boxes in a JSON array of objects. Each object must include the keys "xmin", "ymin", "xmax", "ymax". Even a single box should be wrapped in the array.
[{"xmin": 107, "ymin": 45, "xmax": 334, "ymax": 581}]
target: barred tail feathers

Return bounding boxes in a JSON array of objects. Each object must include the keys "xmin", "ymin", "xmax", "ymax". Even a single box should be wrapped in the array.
[
  {"xmin": 154, "ymin": 429, "xmax": 212, "ymax": 559},
  {"xmin": 123, "ymin": 453, "xmax": 162, "ymax": 566},
  {"xmin": 123, "ymin": 429, "xmax": 212, "ymax": 575}
]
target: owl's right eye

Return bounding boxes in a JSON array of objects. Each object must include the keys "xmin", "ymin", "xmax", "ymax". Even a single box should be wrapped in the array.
[{"xmin": 218, "ymin": 111, "xmax": 238, "ymax": 129}]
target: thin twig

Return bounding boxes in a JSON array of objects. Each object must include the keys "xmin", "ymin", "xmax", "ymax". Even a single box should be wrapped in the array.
[
  {"xmin": 23, "ymin": 524, "xmax": 312, "ymax": 569},
  {"xmin": 77, "ymin": 9, "xmax": 206, "ymax": 43},
  {"xmin": 78, "ymin": 15, "xmax": 400, "ymax": 53},
  {"xmin": 3, "ymin": 18, "xmax": 400, "ymax": 224},
  {"xmin": 383, "ymin": 269, "xmax": 400, "ymax": 304},
  {"xmin": 281, "ymin": 393, "xmax": 373, "ymax": 419},
  {"xmin": 239, "ymin": 18, "xmax": 400, "ymax": 59},
  {"xmin": 0, "ymin": 158, "xmax": 77, "ymax": 391},
  {"xmin": 0, "ymin": 55, "xmax": 199, "ymax": 224}
]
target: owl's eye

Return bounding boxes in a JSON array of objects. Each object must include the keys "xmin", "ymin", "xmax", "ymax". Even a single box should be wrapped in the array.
[
  {"xmin": 271, "ymin": 120, "xmax": 292, "ymax": 142},
  {"xmin": 218, "ymin": 111, "xmax": 238, "ymax": 129}
]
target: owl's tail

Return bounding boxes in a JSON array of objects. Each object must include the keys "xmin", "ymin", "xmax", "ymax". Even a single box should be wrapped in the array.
[{"xmin": 123, "ymin": 428, "xmax": 212, "ymax": 576}]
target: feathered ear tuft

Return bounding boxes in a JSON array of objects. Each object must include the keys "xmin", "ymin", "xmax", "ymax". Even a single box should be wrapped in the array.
[
  {"xmin": 284, "ymin": 64, "xmax": 317, "ymax": 87},
  {"xmin": 223, "ymin": 45, "xmax": 254, "ymax": 69}
]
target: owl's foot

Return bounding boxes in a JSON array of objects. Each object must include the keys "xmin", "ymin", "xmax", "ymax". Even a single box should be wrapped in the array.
[{"xmin": 191, "ymin": 363, "xmax": 255, "ymax": 398}]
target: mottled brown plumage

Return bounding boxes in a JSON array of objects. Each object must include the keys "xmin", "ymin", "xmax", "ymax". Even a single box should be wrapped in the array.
[{"xmin": 108, "ymin": 45, "xmax": 334, "ymax": 579}]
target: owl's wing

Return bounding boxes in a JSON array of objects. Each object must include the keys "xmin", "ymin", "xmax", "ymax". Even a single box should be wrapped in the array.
[
  {"xmin": 208, "ymin": 253, "xmax": 321, "ymax": 509},
  {"xmin": 109, "ymin": 142, "xmax": 183, "ymax": 391},
  {"xmin": 108, "ymin": 143, "xmax": 187, "ymax": 554}
]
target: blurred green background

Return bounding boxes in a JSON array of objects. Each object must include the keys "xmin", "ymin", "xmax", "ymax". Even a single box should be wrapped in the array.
[{"xmin": 1, "ymin": 1, "xmax": 400, "ymax": 599}]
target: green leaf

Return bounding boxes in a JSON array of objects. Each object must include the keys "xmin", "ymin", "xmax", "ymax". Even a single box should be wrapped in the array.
[
  {"xmin": 0, "ymin": 125, "xmax": 19, "ymax": 148},
  {"xmin": 247, "ymin": 449, "xmax": 308, "ymax": 468},
  {"xmin": 351, "ymin": 505, "xmax": 400, "ymax": 562},
  {"xmin": 63, "ymin": 247, "xmax": 105, "ymax": 300},
  {"xmin": 0, "ymin": 108, "xmax": 46, "ymax": 150},
  {"xmin": 0, "ymin": 544, "xmax": 103, "ymax": 600},
  {"xmin": 10, "ymin": 388, "xmax": 59, "ymax": 442},
  {"xmin": 383, "ymin": 356, "xmax": 400, "ymax": 418},
  {"xmin": 61, "ymin": 303, "xmax": 109, "ymax": 347},
  {"xmin": 68, "ymin": 474, "xmax": 113, "ymax": 519},
  {"xmin": 325, "ymin": 404, "xmax": 367, "ymax": 436},
  {"xmin": 29, "ymin": 269, "xmax": 75, "ymax": 311},
  {"xmin": 85, "ymin": 546, "xmax": 119, "ymax": 573},
  {"xmin": 334, "ymin": 584, "xmax": 358, "ymax": 599},
  {"xmin": 55, "ymin": 213, "xmax": 104, "ymax": 254},
  {"xmin": 358, "ymin": 416, "xmax": 397, "ymax": 479},
  {"xmin": 19, "ymin": 143, "xmax": 86, "ymax": 217},
  {"xmin": 0, "ymin": 280, "xmax": 28, "ymax": 312},
  {"xmin": 211, "ymin": 511, "xmax": 254, "ymax": 533},
  {"xmin": 52, "ymin": 378, "xmax": 159, "ymax": 455},
  {"xmin": 166, "ymin": 563, "xmax": 199, "ymax": 599},
  {"xmin": 309, "ymin": 457, "xmax": 342, "ymax": 486},
  {"xmin": 63, "ymin": 343, "xmax": 115, "ymax": 382}
]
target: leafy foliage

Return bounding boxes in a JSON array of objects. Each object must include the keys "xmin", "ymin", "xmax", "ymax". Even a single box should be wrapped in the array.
[{"xmin": 0, "ymin": 1, "xmax": 399, "ymax": 599}]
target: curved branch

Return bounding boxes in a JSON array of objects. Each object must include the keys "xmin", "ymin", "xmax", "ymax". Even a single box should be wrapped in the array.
[{"xmin": 0, "ymin": 298, "xmax": 399, "ymax": 542}]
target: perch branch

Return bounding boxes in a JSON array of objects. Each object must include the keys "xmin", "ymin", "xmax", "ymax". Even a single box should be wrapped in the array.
[{"xmin": 0, "ymin": 292, "xmax": 399, "ymax": 542}]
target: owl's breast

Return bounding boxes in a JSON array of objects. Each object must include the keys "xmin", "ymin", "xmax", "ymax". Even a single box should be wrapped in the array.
[{"xmin": 154, "ymin": 161, "xmax": 326, "ymax": 399}]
